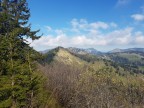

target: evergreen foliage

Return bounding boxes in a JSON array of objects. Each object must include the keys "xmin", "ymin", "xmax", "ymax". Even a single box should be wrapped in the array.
[{"xmin": 0, "ymin": 0, "xmax": 51, "ymax": 107}]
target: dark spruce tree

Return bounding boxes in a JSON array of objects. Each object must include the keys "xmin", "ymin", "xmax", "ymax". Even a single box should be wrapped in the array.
[{"xmin": 0, "ymin": 0, "xmax": 47, "ymax": 108}]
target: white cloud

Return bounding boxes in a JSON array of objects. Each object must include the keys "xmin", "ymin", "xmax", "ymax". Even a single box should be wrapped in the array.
[
  {"xmin": 135, "ymin": 31, "xmax": 144, "ymax": 44},
  {"xmin": 131, "ymin": 14, "xmax": 144, "ymax": 21},
  {"xmin": 105, "ymin": 27, "xmax": 133, "ymax": 45},
  {"xmin": 110, "ymin": 22, "xmax": 118, "ymax": 28},
  {"xmin": 90, "ymin": 22, "xmax": 109, "ymax": 29},
  {"xmin": 27, "ymin": 19, "xmax": 144, "ymax": 51},
  {"xmin": 71, "ymin": 18, "xmax": 88, "ymax": 31},
  {"xmin": 70, "ymin": 19, "xmax": 117, "ymax": 33},
  {"xmin": 135, "ymin": 36, "xmax": 144, "ymax": 44}
]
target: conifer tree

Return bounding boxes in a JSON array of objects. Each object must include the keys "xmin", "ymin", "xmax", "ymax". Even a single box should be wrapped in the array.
[{"xmin": 0, "ymin": 0, "xmax": 44, "ymax": 107}]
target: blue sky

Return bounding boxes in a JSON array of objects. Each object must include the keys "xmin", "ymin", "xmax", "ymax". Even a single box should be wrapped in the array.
[{"xmin": 27, "ymin": 0, "xmax": 144, "ymax": 51}]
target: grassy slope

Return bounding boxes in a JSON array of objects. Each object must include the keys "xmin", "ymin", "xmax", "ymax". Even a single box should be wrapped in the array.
[{"xmin": 54, "ymin": 48, "xmax": 87, "ymax": 66}]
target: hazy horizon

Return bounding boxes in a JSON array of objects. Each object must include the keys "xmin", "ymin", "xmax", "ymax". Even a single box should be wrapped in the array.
[{"xmin": 38, "ymin": 46, "xmax": 144, "ymax": 52}]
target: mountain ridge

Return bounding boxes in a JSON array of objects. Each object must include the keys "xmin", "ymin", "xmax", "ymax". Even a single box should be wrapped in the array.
[
  {"xmin": 109, "ymin": 48, "xmax": 144, "ymax": 53},
  {"xmin": 42, "ymin": 47, "xmax": 87, "ymax": 66},
  {"xmin": 40, "ymin": 47, "xmax": 144, "ymax": 55}
]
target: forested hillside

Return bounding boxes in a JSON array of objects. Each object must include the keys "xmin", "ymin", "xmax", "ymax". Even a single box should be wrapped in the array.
[{"xmin": 106, "ymin": 52, "xmax": 144, "ymax": 74}]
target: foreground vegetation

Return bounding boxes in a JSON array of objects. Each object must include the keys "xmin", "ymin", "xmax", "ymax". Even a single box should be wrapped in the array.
[{"xmin": 39, "ymin": 47, "xmax": 144, "ymax": 108}]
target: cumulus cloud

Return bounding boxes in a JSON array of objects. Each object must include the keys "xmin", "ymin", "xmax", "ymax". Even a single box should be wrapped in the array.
[
  {"xmin": 90, "ymin": 22, "xmax": 109, "ymax": 29},
  {"xmin": 27, "ymin": 19, "xmax": 144, "ymax": 51},
  {"xmin": 135, "ymin": 32, "xmax": 144, "ymax": 44},
  {"xmin": 70, "ymin": 19, "xmax": 117, "ymax": 33},
  {"xmin": 131, "ymin": 14, "xmax": 144, "ymax": 21}
]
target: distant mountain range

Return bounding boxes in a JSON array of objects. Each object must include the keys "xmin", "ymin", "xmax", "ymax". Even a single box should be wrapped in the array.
[
  {"xmin": 109, "ymin": 48, "xmax": 144, "ymax": 53},
  {"xmin": 40, "ymin": 47, "xmax": 144, "ymax": 55},
  {"xmin": 67, "ymin": 47, "xmax": 102, "ymax": 55},
  {"xmin": 39, "ymin": 49, "xmax": 51, "ymax": 54},
  {"xmin": 40, "ymin": 46, "xmax": 144, "ymax": 74}
]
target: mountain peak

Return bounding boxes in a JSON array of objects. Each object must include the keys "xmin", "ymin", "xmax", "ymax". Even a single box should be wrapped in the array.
[
  {"xmin": 67, "ymin": 47, "xmax": 101, "ymax": 55},
  {"xmin": 43, "ymin": 47, "xmax": 86, "ymax": 65},
  {"xmin": 68, "ymin": 47, "xmax": 88, "ymax": 54},
  {"xmin": 109, "ymin": 48, "xmax": 123, "ymax": 53}
]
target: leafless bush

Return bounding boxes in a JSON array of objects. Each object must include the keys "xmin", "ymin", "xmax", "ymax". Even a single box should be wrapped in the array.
[
  {"xmin": 38, "ymin": 62, "xmax": 144, "ymax": 108},
  {"xmin": 38, "ymin": 61, "xmax": 86, "ymax": 107}
]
